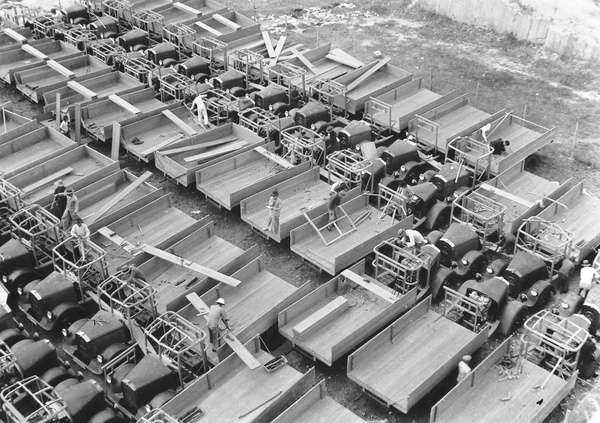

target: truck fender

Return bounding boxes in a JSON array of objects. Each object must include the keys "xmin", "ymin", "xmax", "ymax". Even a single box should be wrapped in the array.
[
  {"xmin": 5, "ymin": 267, "xmax": 40, "ymax": 293},
  {"xmin": 54, "ymin": 378, "xmax": 81, "ymax": 395},
  {"xmin": 19, "ymin": 278, "xmax": 42, "ymax": 297},
  {"xmin": 455, "ymin": 250, "xmax": 488, "ymax": 279},
  {"xmin": 520, "ymin": 280, "xmax": 556, "ymax": 312},
  {"xmin": 149, "ymin": 390, "xmax": 177, "ymax": 409},
  {"xmin": 87, "ymin": 408, "xmax": 123, "ymax": 423},
  {"xmin": 423, "ymin": 202, "xmax": 451, "ymax": 231},
  {"xmin": 0, "ymin": 328, "xmax": 26, "ymax": 347},
  {"xmin": 498, "ymin": 300, "xmax": 528, "ymax": 336},
  {"xmin": 485, "ymin": 258, "xmax": 509, "ymax": 279},
  {"xmin": 271, "ymin": 102, "xmax": 289, "ymax": 116},
  {"xmin": 62, "ymin": 318, "xmax": 88, "ymax": 344},
  {"xmin": 99, "ymin": 343, "xmax": 130, "ymax": 364},
  {"xmin": 426, "ymin": 230, "xmax": 444, "ymax": 245},
  {"xmin": 41, "ymin": 366, "xmax": 77, "ymax": 387},
  {"xmin": 430, "ymin": 267, "xmax": 457, "ymax": 301},
  {"xmin": 229, "ymin": 86, "xmax": 246, "ymax": 98},
  {"xmin": 51, "ymin": 303, "xmax": 89, "ymax": 330},
  {"xmin": 108, "ymin": 363, "xmax": 136, "ymax": 393},
  {"xmin": 457, "ymin": 278, "xmax": 481, "ymax": 296},
  {"xmin": 312, "ymin": 120, "xmax": 329, "ymax": 134}
]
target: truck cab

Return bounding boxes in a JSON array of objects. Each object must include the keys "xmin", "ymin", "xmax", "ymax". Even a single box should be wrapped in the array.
[
  {"xmin": 381, "ymin": 138, "xmax": 421, "ymax": 176},
  {"xmin": 0, "ymin": 338, "xmax": 59, "ymax": 389},
  {"xmin": 503, "ymin": 249, "xmax": 555, "ymax": 311},
  {"xmin": 405, "ymin": 182, "xmax": 452, "ymax": 230},
  {"xmin": 431, "ymin": 162, "xmax": 471, "ymax": 201},
  {"xmin": 436, "ymin": 222, "xmax": 486, "ymax": 278}
]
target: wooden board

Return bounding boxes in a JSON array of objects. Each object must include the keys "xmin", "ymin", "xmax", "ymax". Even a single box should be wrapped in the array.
[
  {"xmin": 142, "ymin": 244, "xmax": 241, "ymax": 287},
  {"xmin": 87, "ymin": 171, "xmax": 153, "ymax": 224},
  {"xmin": 109, "ymin": 94, "xmax": 141, "ymax": 115},
  {"xmin": 67, "ymin": 80, "xmax": 98, "ymax": 100},
  {"xmin": 292, "ymin": 296, "xmax": 349, "ymax": 340},
  {"xmin": 162, "ymin": 109, "xmax": 197, "ymax": 136},
  {"xmin": 159, "ymin": 135, "xmax": 238, "ymax": 155},
  {"xmin": 341, "ymin": 269, "xmax": 397, "ymax": 303},
  {"xmin": 269, "ymin": 35, "xmax": 287, "ymax": 67},
  {"xmin": 46, "ymin": 60, "xmax": 75, "ymax": 78},
  {"xmin": 140, "ymin": 133, "xmax": 184, "ymax": 157},
  {"xmin": 346, "ymin": 57, "xmax": 391, "ymax": 92},
  {"xmin": 290, "ymin": 47, "xmax": 318, "ymax": 75},
  {"xmin": 212, "ymin": 13, "xmax": 241, "ymax": 30},
  {"xmin": 21, "ymin": 167, "xmax": 73, "ymax": 193},
  {"xmin": 254, "ymin": 145, "xmax": 294, "ymax": 169},
  {"xmin": 262, "ymin": 31, "xmax": 276, "ymax": 58},
  {"xmin": 184, "ymin": 140, "xmax": 248, "ymax": 162},
  {"xmin": 194, "ymin": 20, "xmax": 223, "ymax": 36}
]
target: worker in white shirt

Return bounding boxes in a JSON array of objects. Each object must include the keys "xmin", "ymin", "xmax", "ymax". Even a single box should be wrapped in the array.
[
  {"xmin": 191, "ymin": 93, "xmax": 209, "ymax": 128},
  {"xmin": 579, "ymin": 260, "xmax": 600, "ymax": 300},
  {"xmin": 59, "ymin": 115, "xmax": 71, "ymax": 139},
  {"xmin": 207, "ymin": 298, "xmax": 230, "ymax": 352},
  {"xmin": 70, "ymin": 216, "xmax": 90, "ymax": 262},
  {"xmin": 397, "ymin": 228, "xmax": 427, "ymax": 253},
  {"xmin": 457, "ymin": 355, "xmax": 472, "ymax": 383}
]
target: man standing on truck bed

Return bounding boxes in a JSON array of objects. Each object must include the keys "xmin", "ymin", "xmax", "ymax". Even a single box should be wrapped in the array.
[
  {"xmin": 191, "ymin": 93, "xmax": 209, "ymax": 129},
  {"xmin": 327, "ymin": 186, "xmax": 347, "ymax": 231},
  {"xmin": 208, "ymin": 298, "xmax": 230, "ymax": 352},
  {"xmin": 61, "ymin": 187, "xmax": 79, "ymax": 230}
]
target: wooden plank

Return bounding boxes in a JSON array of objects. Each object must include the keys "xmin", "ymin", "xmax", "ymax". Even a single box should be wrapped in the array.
[
  {"xmin": 262, "ymin": 31, "xmax": 276, "ymax": 58},
  {"xmin": 341, "ymin": 269, "xmax": 397, "ymax": 303},
  {"xmin": 194, "ymin": 20, "xmax": 223, "ymax": 37},
  {"xmin": 21, "ymin": 167, "xmax": 73, "ymax": 194},
  {"xmin": 3, "ymin": 28, "xmax": 28, "ymax": 44},
  {"xmin": 162, "ymin": 109, "xmax": 197, "ymax": 136},
  {"xmin": 111, "ymin": 121, "xmax": 120, "ymax": 161},
  {"xmin": 87, "ymin": 171, "xmax": 153, "ymax": 224},
  {"xmin": 186, "ymin": 293, "xmax": 261, "ymax": 370},
  {"xmin": 140, "ymin": 133, "xmax": 184, "ymax": 157},
  {"xmin": 172, "ymin": 2, "xmax": 202, "ymax": 15},
  {"xmin": 142, "ymin": 244, "xmax": 241, "ymax": 287},
  {"xmin": 269, "ymin": 35, "xmax": 287, "ymax": 67},
  {"xmin": 97, "ymin": 226, "xmax": 141, "ymax": 255},
  {"xmin": 159, "ymin": 136, "xmax": 238, "ymax": 155},
  {"xmin": 21, "ymin": 44, "xmax": 48, "ymax": 60},
  {"xmin": 212, "ymin": 13, "xmax": 241, "ymax": 31},
  {"xmin": 46, "ymin": 60, "xmax": 75, "ymax": 78},
  {"xmin": 325, "ymin": 52, "xmax": 362, "ymax": 69},
  {"xmin": 479, "ymin": 182, "xmax": 535, "ymax": 208},
  {"xmin": 74, "ymin": 103, "xmax": 81, "ymax": 144},
  {"xmin": 253, "ymin": 145, "xmax": 293, "ymax": 169},
  {"xmin": 183, "ymin": 140, "xmax": 247, "ymax": 162},
  {"xmin": 109, "ymin": 94, "xmax": 142, "ymax": 115},
  {"xmin": 292, "ymin": 296, "xmax": 349, "ymax": 340},
  {"xmin": 289, "ymin": 47, "xmax": 318, "ymax": 75},
  {"xmin": 346, "ymin": 57, "xmax": 391, "ymax": 92},
  {"xmin": 67, "ymin": 80, "xmax": 98, "ymax": 100}
]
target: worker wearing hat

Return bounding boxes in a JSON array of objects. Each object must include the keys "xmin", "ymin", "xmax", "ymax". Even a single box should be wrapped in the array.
[
  {"xmin": 191, "ymin": 92, "xmax": 209, "ymax": 129},
  {"xmin": 396, "ymin": 228, "xmax": 427, "ymax": 253},
  {"xmin": 51, "ymin": 180, "xmax": 67, "ymax": 218},
  {"xmin": 61, "ymin": 187, "xmax": 79, "ymax": 230},
  {"xmin": 70, "ymin": 215, "xmax": 90, "ymax": 262},
  {"xmin": 457, "ymin": 355, "xmax": 472, "ymax": 383},
  {"xmin": 121, "ymin": 264, "xmax": 147, "ymax": 285},
  {"xmin": 263, "ymin": 189, "xmax": 281, "ymax": 234},
  {"xmin": 579, "ymin": 260, "xmax": 600, "ymax": 300},
  {"xmin": 207, "ymin": 298, "xmax": 230, "ymax": 352}
]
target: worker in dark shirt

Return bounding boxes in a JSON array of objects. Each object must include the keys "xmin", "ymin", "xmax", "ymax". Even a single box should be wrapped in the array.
[
  {"xmin": 498, "ymin": 232, "xmax": 516, "ymax": 255},
  {"xmin": 325, "ymin": 126, "xmax": 338, "ymax": 155},
  {"xmin": 489, "ymin": 138, "xmax": 510, "ymax": 155},
  {"xmin": 121, "ymin": 265, "xmax": 147, "ymax": 284},
  {"xmin": 327, "ymin": 187, "xmax": 347, "ymax": 231}
]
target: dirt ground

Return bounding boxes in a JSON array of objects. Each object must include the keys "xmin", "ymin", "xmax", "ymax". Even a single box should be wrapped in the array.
[{"xmin": 2, "ymin": 0, "xmax": 600, "ymax": 422}]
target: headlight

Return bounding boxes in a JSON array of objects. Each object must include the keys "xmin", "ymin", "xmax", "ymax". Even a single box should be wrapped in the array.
[
  {"xmin": 561, "ymin": 301, "xmax": 569, "ymax": 309},
  {"xmin": 46, "ymin": 311, "xmax": 54, "ymax": 320},
  {"xmin": 17, "ymin": 287, "xmax": 23, "ymax": 296},
  {"xmin": 2, "ymin": 275, "xmax": 7, "ymax": 283},
  {"xmin": 530, "ymin": 289, "xmax": 538, "ymax": 297},
  {"xmin": 268, "ymin": 104, "xmax": 273, "ymax": 110},
  {"xmin": 97, "ymin": 354, "xmax": 104, "ymax": 363},
  {"xmin": 106, "ymin": 374, "xmax": 112, "ymax": 384},
  {"xmin": 419, "ymin": 174, "xmax": 425, "ymax": 181},
  {"xmin": 62, "ymin": 328, "xmax": 69, "ymax": 337},
  {"xmin": 486, "ymin": 267, "xmax": 494, "ymax": 274},
  {"xmin": 461, "ymin": 257, "xmax": 469, "ymax": 265},
  {"xmin": 145, "ymin": 404, "xmax": 153, "ymax": 413},
  {"xmin": 400, "ymin": 165, "xmax": 406, "ymax": 173},
  {"xmin": 310, "ymin": 124, "xmax": 316, "ymax": 130}
]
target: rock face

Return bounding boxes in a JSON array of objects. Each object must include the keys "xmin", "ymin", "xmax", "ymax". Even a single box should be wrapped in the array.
[{"xmin": 415, "ymin": 0, "xmax": 600, "ymax": 61}]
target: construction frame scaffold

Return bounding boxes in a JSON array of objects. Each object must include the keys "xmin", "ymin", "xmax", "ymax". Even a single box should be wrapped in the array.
[
  {"xmin": 1, "ymin": 376, "xmax": 69, "ymax": 423},
  {"xmin": 280, "ymin": 125, "xmax": 325, "ymax": 166},
  {"xmin": 446, "ymin": 136, "xmax": 493, "ymax": 183},
  {"xmin": 229, "ymin": 48, "xmax": 265, "ymax": 86},
  {"xmin": 309, "ymin": 78, "xmax": 347, "ymax": 119},
  {"xmin": 451, "ymin": 190, "xmax": 506, "ymax": 249},
  {"xmin": 52, "ymin": 235, "xmax": 109, "ymax": 290},
  {"xmin": 326, "ymin": 149, "xmax": 375, "ymax": 193},
  {"xmin": 191, "ymin": 36, "xmax": 227, "ymax": 77}
]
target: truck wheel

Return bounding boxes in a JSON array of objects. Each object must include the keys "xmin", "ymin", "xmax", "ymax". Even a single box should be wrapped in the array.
[
  {"xmin": 109, "ymin": 363, "xmax": 136, "ymax": 393},
  {"xmin": 88, "ymin": 408, "xmax": 123, "ymax": 423},
  {"xmin": 498, "ymin": 301, "xmax": 528, "ymax": 336},
  {"xmin": 0, "ymin": 329, "xmax": 26, "ymax": 347},
  {"xmin": 149, "ymin": 390, "xmax": 177, "ymax": 409},
  {"xmin": 41, "ymin": 367, "xmax": 77, "ymax": 387}
]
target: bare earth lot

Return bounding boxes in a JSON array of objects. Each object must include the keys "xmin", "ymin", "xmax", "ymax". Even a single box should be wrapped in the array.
[{"xmin": 1, "ymin": 0, "xmax": 600, "ymax": 422}]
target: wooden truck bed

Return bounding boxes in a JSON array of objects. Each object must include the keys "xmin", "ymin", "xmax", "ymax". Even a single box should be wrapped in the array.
[
  {"xmin": 272, "ymin": 381, "xmax": 368, "ymax": 423},
  {"xmin": 182, "ymin": 11, "xmax": 260, "ymax": 47},
  {"xmin": 278, "ymin": 260, "xmax": 416, "ymax": 366},
  {"xmin": 7, "ymin": 145, "xmax": 118, "ymax": 206},
  {"xmin": 178, "ymin": 258, "xmax": 311, "ymax": 361},
  {"xmin": 155, "ymin": 123, "xmax": 265, "ymax": 186},
  {"xmin": 366, "ymin": 78, "xmax": 462, "ymax": 132},
  {"xmin": 408, "ymin": 94, "xmax": 505, "ymax": 154},
  {"xmin": 120, "ymin": 0, "xmax": 226, "ymax": 25},
  {"xmin": 0, "ymin": 105, "xmax": 32, "ymax": 137},
  {"xmin": 81, "ymin": 88, "xmax": 172, "ymax": 141},
  {"xmin": 0, "ymin": 28, "xmax": 38, "ymax": 53},
  {"xmin": 92, "ymin": 194, "xmax": 203, "ymax": 274},
  {"xmin": 162, "ymin": 336, "xmax": 315, "ymax": 423},
  {"xmin": 475, "ymin": 161, "xmax": 572, "ymax": 234},
  {"xmin": 119, "ymin": 105, "xmax": 205, "ymax": 162},
  {"xmin": 196, "ymin": 143, "xmax": 310, "ymax": 210},
  {"xmin": 290, "ymin": 195, "xmax": 411, "ymax": 275},
  {"xmin": 43, "ymin": 72, "xmax": 144, "ymax": 116},
  {"xmin": 537, "ymin": 181, "xmax": 600, "ymax": 263},
  {"xmin": 332, "ymin": 60, "xmax": 412, "ymax": 115},
  {"xmin": 482, "ymin": 113, "xmax": 555, "ymax": 176},
  {"xmin": 0, "ymin": 41, "xmax": 81, "ymax": 84},
  {"xmin": 347, "ymin": 298, "xmax": 489, "ymax": 414},
  {"xmin": 0, "ymin": 125, "xmax": 75, "ymax": 179},
  {"xmin": 241, "ymin": 168, "xmax": 339, "ymax": 242},
  {"xmin": 430, "ymin": 338, "xmax": 575, "ymax": 423},
  {"xmin": 130, "ymin": 221, "xmax": 260, "ymax": 312},
  {"xmin": 14, "ymin": 55, "xmax": 111, "ymax": 103},
  {"xmin": 74, "ymin": 170, "xmax": 161, "ymax": 232}
]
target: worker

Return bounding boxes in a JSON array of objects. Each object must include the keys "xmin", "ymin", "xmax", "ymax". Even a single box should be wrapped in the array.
[
  {"xmin": 578, "ymin": 337, "xmax": 599, "ymax": 379},
  {"xmin": 498, "ymin": 232, "xmax": 516, "ymax": 255},
  {"xmin": 61, "ymin": 188, "xmax": 79, "ymax": 230},
  {"xmin": 480, "ymin": 123, "xmax": 491, "ymax": 142},
  {"xmin": 397, "ymin": 228, "xmax": 427, "ymax": 252},
  {"xmin": 327, "ymin": 186, "xmax": 347, "ymax": 231},
  {"xmin": 51, "ymin": 180, "xmax": 67, "ymax": 219},
  {"xmin": 59, "ymin": 115, "xmax": 71, "ymax": 139},
  {"xmin": 207, "ymin": 298, "xmax": 230, "ymax": 352},
  {"xmin": 489, "ymin": 138, "xmax": 510, "ymax": 155},
  {"xmin": 191, "ymin": 93, "xmax": 209, "ymax": 128},
  {"xmin": 325, "ymin": 126, "xmax": 338, "ymax": 154},
  {"xmin": 330, "ymin": 180, "xmax": 349, "ymax": 195},
  {"xmin": 121, "ymin": 265, "xmax": 147, "ymax": 284},
  {"xmin": 70, "ymin": 216, "xmax": 90, "ymax": 262},
  {"xmin": 398, "ymin": 180, "xmax": 413, "ymax": 199},
  {"xmin": 556, "ymin": 259, "xmax": 575, "ymax": 294},
  {"xmin": 263, "ymin": 190, "xmax": 282, "ymax": 233},
  {"xmin": 579, "ymin": 260, "xmax": 600, "ymax": 300},
  {"xmin": 457, "ymin": 355, "xmax": 472, "ymax": 383}
]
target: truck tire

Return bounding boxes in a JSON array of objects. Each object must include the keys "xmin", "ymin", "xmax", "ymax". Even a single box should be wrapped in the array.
[
  {"xmin": 149, "ymin": 390, "xmax": 177, "ymax": 409},
  {"xmin": 41, "ymin": 366, "xmax": 77, "ymax": 387},
  {"xmin": 498, "ymin": 300, "xmax": 528, "ymax": 336},
  {"xmin": 0, "ymin": 328, "xmax": 26, "ymax": 347},
  {"xmin": 88, "ymin": 408, "xmax": 123, "ymax": 423}
]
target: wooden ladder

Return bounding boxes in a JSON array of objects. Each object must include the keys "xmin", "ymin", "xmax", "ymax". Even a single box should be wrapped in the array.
[{"xmin": 301, "ymin": 206, "xmax": 357, "ymax": 246}]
